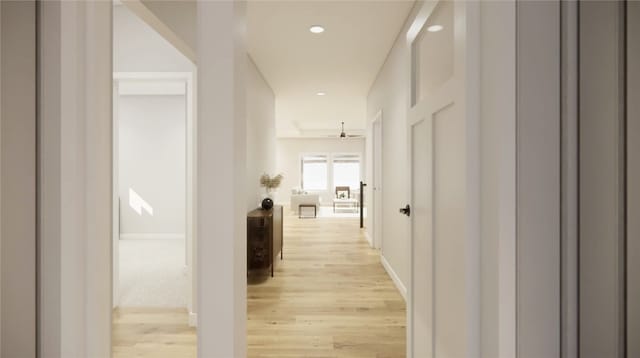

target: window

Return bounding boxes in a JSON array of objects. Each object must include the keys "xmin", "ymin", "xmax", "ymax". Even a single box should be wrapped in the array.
[
  {"xmin": 301, "ymin": 154, "xmax": 328, "ymax": 190},
  {"xmin": 333, "ymin": 154, "xmax": 361, "ymax": 190}
]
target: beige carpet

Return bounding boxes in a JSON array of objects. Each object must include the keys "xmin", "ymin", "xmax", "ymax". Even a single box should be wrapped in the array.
[{"xmin": 118, "ymin": 238, "xmax": 188, "ymax": 308}]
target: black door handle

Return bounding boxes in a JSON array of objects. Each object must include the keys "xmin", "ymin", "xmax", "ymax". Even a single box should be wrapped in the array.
[{"xmin": 399, "ymin": 204, "xmax": 411, "ymax": 217}]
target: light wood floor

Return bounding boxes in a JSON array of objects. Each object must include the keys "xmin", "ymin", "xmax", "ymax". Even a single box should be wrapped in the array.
[{"xmin": 112, "ymin": 212, "xmax": 406, "ymax": 358}]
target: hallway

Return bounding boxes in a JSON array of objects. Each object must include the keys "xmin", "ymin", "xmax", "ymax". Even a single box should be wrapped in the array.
[{"xmin": 112, "ymin": 211, "xmax": 406, "ymax": 357}]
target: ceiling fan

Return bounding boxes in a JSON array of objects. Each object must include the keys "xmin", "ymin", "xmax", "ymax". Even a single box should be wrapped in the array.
[{"xmin": 331, "ymin": 122, "xmax": 364, "ymax": 139}]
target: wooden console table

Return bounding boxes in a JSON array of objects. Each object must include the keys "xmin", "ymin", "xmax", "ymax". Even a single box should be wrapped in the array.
[{"xmin": 247, "ymin": 205, "xmax": 283, "ymax": 277}]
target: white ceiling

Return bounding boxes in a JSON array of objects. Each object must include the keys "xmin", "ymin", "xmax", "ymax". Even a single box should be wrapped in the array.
[{"xmin": 247, "ymin": 1, "xmax": 415, "ymax": 137}]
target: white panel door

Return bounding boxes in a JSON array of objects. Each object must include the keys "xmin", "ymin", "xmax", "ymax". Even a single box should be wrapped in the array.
[
  {"xmin": 410, "ymin": 116, "xmax": 433, "ymax": 357},
  {"xmin": 407, "ymin": 1, "xmax": 478, "ymax": 357}
]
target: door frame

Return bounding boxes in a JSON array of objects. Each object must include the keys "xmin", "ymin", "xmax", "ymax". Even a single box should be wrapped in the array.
[
  {"xmin": 38, "ymin": 1, "xmax": 248, "ymax": 355},
  {"xmin": 628, "ymin": 2, "xmax": 640, "ymax": 355},
  {"xmin": 1, "ymin": 1, "xmax": 37, "ymax": 355},
  {"xmin": 406, "ymin": 0, "xmax": 481, "ymax": 356},
  {"xmin": 368, "ymin": 110, "xmax": 383, "ymax": 250}
]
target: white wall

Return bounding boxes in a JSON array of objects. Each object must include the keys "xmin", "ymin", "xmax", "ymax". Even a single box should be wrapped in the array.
[
  {"xmin": 366, "ymin": 1, "xmax": 516, "ymax": 356},
  {"xmin": 276, "ymin": 138, "xmax": 365, "ymax": 206},
  {"xmin": 197, "ymin": 2, "xmax": 247, "ymax": 355},
  {"xmin": 114, "ymin": 4, "xmax": 194, "ymax": 73},
  {"xmin": 366, "ymin": 3, "xmax": 415, "ymax": 292},
  {"xmin": 246, "ymin": 57, "xmax": 276, "ymax": 210},
  {"xmin": 139, "ymin": 0, "xmax": 196, "ymax": 53},
  {"xmin": 118, "ymin": 94, "xmax": 186, "ymax": 237}
]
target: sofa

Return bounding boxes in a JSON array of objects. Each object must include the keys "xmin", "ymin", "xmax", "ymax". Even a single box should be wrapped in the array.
[{"xmin": 290, "ymin": 189, "xmax": 321, "ymax": 214}]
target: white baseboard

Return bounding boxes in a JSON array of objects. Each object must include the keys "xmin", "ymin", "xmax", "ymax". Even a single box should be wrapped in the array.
[
  {"xmin": 380, "ymin": 255, "xmax": 407, "ymax": 301},
  {"xmin": 364, "ymin": 231, "xmax": 373, "ymax": 247},
  {"xmin": 120, "ymin": 233, "xmax": 185, "ymax": 240},
  {"xmin": 189, "ymin": 312, "xmax": 197, "ymax": 327}
]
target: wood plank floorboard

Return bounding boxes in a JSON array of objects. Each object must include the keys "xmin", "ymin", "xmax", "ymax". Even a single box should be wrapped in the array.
[{"xmin": 112, "ymin": 211, "xmax": 406, "ymax": 358}]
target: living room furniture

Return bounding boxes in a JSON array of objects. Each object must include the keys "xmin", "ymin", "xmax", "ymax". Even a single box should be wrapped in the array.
[
  {"xmin": 333, "ymin": 186, "xmax": 359, "ymax": 213},
  {"xmin": 298, "ymin": 204, "xmax": 317, "ymax": 218},
  {"xmin": 335, "ymin": 186, "xmax": 351, "ymax": 198},
  {"xmin": 333, "ymin": 198, "xmax": 359, "ymax": 212},
  {"xmin": 247, "ymin": 205, "xmax": 283, "ymax": 277},
  {"xmin": 290, "ymin": 192, "xmax": 321, "ymax": 212}
]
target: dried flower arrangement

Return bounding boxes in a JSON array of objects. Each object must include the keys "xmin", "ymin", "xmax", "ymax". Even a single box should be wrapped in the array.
[{"xmin": 259, "ymin": 173, "xmax": 283, "ymax": 193}]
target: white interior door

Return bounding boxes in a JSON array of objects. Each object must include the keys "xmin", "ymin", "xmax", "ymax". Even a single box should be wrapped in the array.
[
  {"xmin": 410, "ymin": 116, "xmax": 434, "ymax": 357},
  {"xmin": 408, "ymin": 1, "xmax": 478, "ymax": 357}
]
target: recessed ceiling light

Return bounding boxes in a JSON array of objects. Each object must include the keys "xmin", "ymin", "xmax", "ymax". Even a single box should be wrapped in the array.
[
  {"xmin": 309, "ymin": 25, "xmax": 325, "ymax": 34},
  {"xmin": 316, "ymin": 91, "xmax": 327, "ymax": 96},
  {"xmin": 427, "ymin": 25, "xmax": 443, "ymax": 32}
]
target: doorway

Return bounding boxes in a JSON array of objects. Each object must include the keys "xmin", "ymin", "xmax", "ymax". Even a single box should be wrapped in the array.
[
  {"xmin": 111, "ymin": 72, "xmax": 196, "ymax": 355},
  {"xmin": 113, "ymin": 73, "xmax": 191, "ymax": 302}
]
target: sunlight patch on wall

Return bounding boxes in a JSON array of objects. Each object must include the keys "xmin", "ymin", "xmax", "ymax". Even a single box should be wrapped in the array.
[{"xmin": 129, "ymin": 187, "xmax": 154, "ymax": 216}]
